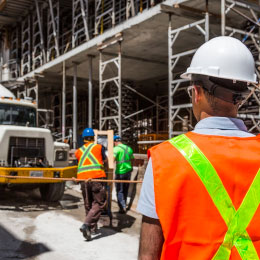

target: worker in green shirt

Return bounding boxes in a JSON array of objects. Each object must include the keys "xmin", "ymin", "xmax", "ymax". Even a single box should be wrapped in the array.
[{"xmin": 113, "ymin": 135, "xmax": 134, "ymax": 213}]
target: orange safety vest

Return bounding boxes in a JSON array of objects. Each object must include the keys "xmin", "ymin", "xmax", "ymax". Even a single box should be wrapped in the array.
[
  {"xmin": 149, "ymin": 132, "xmax": 260, "ymax": 260},
  {"xmin": 75, "ymin": 142, "xmax": 106, "ymax": 179}
]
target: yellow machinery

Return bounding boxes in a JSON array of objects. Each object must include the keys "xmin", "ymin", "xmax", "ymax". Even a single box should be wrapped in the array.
[
  {"xmin": 0, "ymin": 85, "xmax": 77, "ymax": 201},
  {"xmin": 0, "ymin": 166, "xmax": 77, "ymax": 184}
]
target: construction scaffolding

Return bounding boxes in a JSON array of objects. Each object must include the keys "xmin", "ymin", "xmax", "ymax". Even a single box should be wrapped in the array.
[
  {"xmin": 222, "ymin": 0, "xmax": 260, "ymax": 132},
  {"xmin": 168, "ymin": 10, "xmax": 209, "ymax": 137},
  {"xmin": 99, "ymin": 37, "xmax": 122, "ymax": 136},
  {"xmin": 0, "ymin": 0, "xmax": 259, "ymax": 152},
  {"xmin": 72, "ymin": 0, "xmax": 90, "ymax": 47},
  {"xmin": 21, "ymin": 15, "xmax": 31, "ymax": 76}
]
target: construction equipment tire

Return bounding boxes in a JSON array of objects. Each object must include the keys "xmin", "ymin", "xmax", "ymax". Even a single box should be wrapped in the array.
[{"xmin": 40, "ymin": 182, "xmax": 65, "ymax": 202}]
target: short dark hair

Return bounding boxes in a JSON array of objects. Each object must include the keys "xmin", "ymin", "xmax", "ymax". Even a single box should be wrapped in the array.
[
  {"xmin": 84, "ymin": 136, "xmax": 94, "ymax": 142},
  {"xmin": 191, "ymin": 75, "xmax": 247, "ymax": 105}
]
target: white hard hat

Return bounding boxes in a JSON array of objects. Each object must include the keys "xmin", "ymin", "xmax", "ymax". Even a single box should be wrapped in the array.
[{"xmin": 181, "ymin": 36, "xmax": 257, "ymax": 84}]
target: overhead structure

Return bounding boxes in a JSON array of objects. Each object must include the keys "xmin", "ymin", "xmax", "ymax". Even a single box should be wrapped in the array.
[
  {"xmin": 95, "ymin": 0, "xmax": 115, "ymax": 35},
  {"xmin": 32, "ymin": 0, "xmax": 46, "ymax": 70},
  {"xmin": 72, "ymin": 0, "xmax": 90, "ymax": 48},
  {"xmin": 47, "ymin": 0, "xmax": 60, "ymax": 61},
  {"xmin": 21, "ymin": 15, "xmax": 31, "ymax": 76},
  {"xmin": 168, "ymin": 10, "xmax": 209, "ymax": 137},
  {"xmin": 222, "ymin": 0, "xmax": 260, "ymax": 132},
  {"xmin": 9, "ymin": 25, "xmax": 20, "ymax": 79},
  {"xmin": 99, "ymin": 36, "xmax": 122, "ymax": 136},
  {"xmin": 0, "ymin": 0, "xmax": 259, "ymax": 150}
]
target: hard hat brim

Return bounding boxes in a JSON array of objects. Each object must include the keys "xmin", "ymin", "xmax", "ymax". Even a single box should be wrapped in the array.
[{"xmin": 180, "ymin": 71, "xmax": 258, "ymax": 85}]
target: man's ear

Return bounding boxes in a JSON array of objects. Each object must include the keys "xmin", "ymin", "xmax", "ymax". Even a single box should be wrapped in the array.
[{"xmin": 194, "ymin": 85, "xmax": 202, "ymax": 103}]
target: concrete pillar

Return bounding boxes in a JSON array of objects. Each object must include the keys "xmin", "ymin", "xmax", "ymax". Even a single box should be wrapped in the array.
[{"xmin": 73, "ymin": 63, "xmax": 78, "ymax": 149}]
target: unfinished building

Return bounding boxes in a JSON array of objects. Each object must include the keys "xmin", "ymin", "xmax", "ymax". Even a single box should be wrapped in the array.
[{"xmin": 0, "ymin": 0, "xmax": 260, "ymax": 152}]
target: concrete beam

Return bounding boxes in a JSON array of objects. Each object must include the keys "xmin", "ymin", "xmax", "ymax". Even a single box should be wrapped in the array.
[
  {"xmin": 161, "ymin": 3, "xmax": 221, "ymax": 24},
  {"xmin": 0, "ymin": 14, "xmax": 16, "ymax": 24},
  {"xmin": 103, "ymin": 52, "xmax": 167, "ymax": 65},
  {"xmin": 17, "ymin": 0, "xmax": 189, "ymax": 82}
]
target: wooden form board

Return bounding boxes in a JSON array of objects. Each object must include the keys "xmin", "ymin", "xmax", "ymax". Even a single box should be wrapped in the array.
[{"xmin": 94, "ymin": 129, "xmax": 114, "ymax": 169}]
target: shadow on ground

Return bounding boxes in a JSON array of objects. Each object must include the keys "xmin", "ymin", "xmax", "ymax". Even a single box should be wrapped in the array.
[
  {"xmin": 91, "ymin": 212, "xmax": 137, "ymax": 241},
  {"xmin": 0, "ymin": 188, "xmax": 81, "ymax": 212},
  {"xmin": 0, "ymin": 224, "xmax": 50, "ymax": 259}
]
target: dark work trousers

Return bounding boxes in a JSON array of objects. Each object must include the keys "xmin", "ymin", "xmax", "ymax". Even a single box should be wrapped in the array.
[
  {"xmin": 80, "ymin": 181, "xmax": 107, "ymax": 231},
  {"xmin": 115, "ymin": 171, "xmax": 132, "ymax": 210}
]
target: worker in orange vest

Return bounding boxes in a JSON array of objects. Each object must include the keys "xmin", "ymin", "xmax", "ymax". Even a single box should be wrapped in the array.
[
  {"xmin": 75, "ymin": 128, "xmax": 107, "ymax": 241},
  {"xmin": 137, "ymin": 36, "xmax": 260, "ymax": 260}
]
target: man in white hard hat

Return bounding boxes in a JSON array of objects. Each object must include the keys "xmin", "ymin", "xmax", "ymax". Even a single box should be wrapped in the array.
[{"xmin": 137, "ymin": 36, "xmax": 260, "ymax": 260}]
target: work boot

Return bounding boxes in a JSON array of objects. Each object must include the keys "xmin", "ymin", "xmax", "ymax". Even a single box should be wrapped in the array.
[
  {"xmin": 91, "ymin": 223, "xmax": 98, "ymax": 235},
  {"xmin": 118, "ymin": 207, "xmax": 127, "ymax": 214},
  {"xmin": 80, "ymin": 224, "xmax": 91, "ymax": 241}
]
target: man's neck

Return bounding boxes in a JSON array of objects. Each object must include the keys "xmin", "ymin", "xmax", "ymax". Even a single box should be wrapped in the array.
[
  {"xmin": 199, "ymin": 111, "xmax": 237, "ymax": 121},
  {"xmin": 84, "ymin": 141, "xmax": 94, "ymax": 145}
]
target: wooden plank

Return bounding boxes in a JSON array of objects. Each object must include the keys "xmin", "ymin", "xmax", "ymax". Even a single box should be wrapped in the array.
[{"xmin": 94, "ymin": 129, "xmax": 114, "ymax": 170}]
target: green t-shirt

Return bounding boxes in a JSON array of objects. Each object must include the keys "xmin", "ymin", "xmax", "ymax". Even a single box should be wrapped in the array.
[{"xmin": 113, "ymin": 144, "xmax": 134, "ymax": 174}]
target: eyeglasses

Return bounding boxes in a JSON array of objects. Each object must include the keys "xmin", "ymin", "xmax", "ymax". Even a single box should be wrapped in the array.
[{"xmin": 187, "ymin": 85, "xmax": 194, "ymax": 98}]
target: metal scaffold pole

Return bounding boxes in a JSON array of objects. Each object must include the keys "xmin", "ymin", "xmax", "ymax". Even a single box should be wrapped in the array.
[
  {"xmin": 21, "ymin": 15, "xmax": 31, "ymax": 76},
  {"xmin": 168, "ymin": 6, "xmax": 209, "ymax": 138},
  {"xmin": 33, "ymin": 0, "xmax": 46, "ymax": 69},
  {"xmin": 73, "ymin": 63, "xmax": 78, "ymax": 149},
  {"xmin": 118, "ymin": 42, "xmax": 122, "ymax": 137},
  {"xmin": 126, "ymin": 0, "xmax": 135, "ymax": 19},
  {"xmin": 62, "ymin": 61, "xmax": 66, "ymax": 141},
  {"xmin": 47, "ymin": 0, "xmax": 60, "ymax": 61},
  {"xmin": 221, "ymin": 0, "xmax": 226, "ymax": 36},
  {"xmin": 72, "ymin": 0, "xmax": 89, "ymax": 48},
  {"xmin": 222, "ymin": 0, "xmax": 260, "ymax": 132},
  {"xmin": 205, "ymin": 0, "xmax": 209, "ymax": 42},
  {"xmin": 99, "ymin": 35, "xmax": 123, "ymax": 136},
  {"xmin": 168, "ymin": 15, "xmax": 172, "ymax": 139},
  {"xmin": 35, "ymin": 78, "xmax": 39, "ymax": 126},
  {"xmin": 99, "ymin": 51, "xmax": 102, "ymax": 132},
  {"xmin": 88, "ymin": 55, "xmax": 93, "ymax": 128},
  {"xmin": 48, "ymin": 0, "xmax": 60, "ymax": 56},
  {"xmin": 95, "ymin": 0, "xmax": 115, "ymax": 36},
  {"xmin": 35, "ymin": 79, "xmax": 39, "ymax": 110}
]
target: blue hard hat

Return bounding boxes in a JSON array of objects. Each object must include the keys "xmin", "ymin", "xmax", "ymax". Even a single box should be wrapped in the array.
[
  {"xmin": 114, "ymin": 135, "xmax": 121, "ymax": 141},
  {"xmin": 82, "ymin": 128, "xmax": 95, "ymax": 138}
]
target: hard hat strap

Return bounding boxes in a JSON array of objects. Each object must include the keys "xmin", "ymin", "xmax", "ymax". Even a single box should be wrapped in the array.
[
  {"xmin": 209, "ymin": 76, "xmax": 248, "ymax": 92},
  {"xmin": 192, "ymin": 75, "xmax": 248, "ymax": 104},
  {"xmin": 208, "ymin": 84, "xmax": 243, "ymax": 105}
]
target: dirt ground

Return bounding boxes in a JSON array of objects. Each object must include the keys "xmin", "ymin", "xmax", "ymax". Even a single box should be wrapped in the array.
[{"xmin": 0, "ymin": 184, "xmax": 141, "ymax": 260}]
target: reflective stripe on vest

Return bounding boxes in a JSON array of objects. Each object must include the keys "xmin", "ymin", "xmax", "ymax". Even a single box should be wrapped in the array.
[
  {"xmin": 169, "ymin": 134, "xmax": 260, "ymax": 260},
  {"xmin": 117, "ymin": 144, "xmax": 131, "ymax": 164},
  {"xmin": 77, "ymin": 143, "xmax": 104, "ymax": 173}
]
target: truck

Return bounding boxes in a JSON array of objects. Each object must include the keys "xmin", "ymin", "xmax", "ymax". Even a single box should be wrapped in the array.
[{"xmin": 0, "ymin": 84, "xmax": 77, "ymax": 201}]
